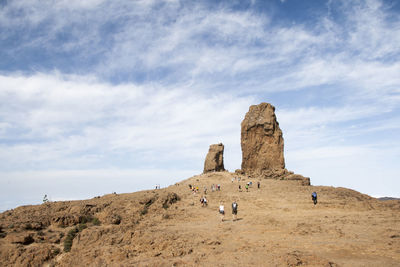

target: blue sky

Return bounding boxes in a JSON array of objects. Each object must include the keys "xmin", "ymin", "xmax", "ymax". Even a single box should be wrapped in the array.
[{"xmin": 1, "ymin": 0, "xmax": 399, "ymax": 211}]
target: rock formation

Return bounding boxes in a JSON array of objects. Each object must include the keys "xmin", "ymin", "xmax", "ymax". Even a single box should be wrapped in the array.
[
  {"xmin": 203, "ymin": 143, "xmax": 225, "ymax": 173},
  {"xmin": 241, "ymin": 103, "xmax": 285, "ymax": 175},
  {"xmin": 240, "ymin": 102, "xmax": 310, "ymax": 185}
]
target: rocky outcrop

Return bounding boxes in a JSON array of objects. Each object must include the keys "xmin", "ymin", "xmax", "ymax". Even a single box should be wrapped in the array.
[
  {"xmin": 240, "ymin": 102, "xmax": 310, "ymax": 185},
  {"xmin": 241, "ymin": 103, "xmax": 285, "ymax": 175},
  {"xmin": 203, "ymin": 143, "xmax": 225, "ymax": 173}
]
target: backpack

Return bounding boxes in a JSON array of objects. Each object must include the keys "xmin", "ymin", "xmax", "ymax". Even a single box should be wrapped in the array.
[{"xmin": 312, "ymin": 192, "xmax": 317, "ymax": 198}]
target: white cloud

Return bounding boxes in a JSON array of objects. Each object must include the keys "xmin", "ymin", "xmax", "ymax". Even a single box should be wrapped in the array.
[
  {"xmin": 0, "ymin": 73, "xmax": 254, "ymax": 172},
  {"xmin": 1, "ymin": 0, "xmax": 399, "ymax": 97},
  {"xmin": 1, "ymin": 0, "xmax": 400, "ymax": 209}
]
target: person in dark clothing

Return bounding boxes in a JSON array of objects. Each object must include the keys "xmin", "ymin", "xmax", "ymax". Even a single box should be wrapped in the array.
[
  {"xmin": 311, "ymin": 192, "xmax": 318, "ymax": 205},
  {"xmin": 232, "ymin": 201, "xmax": 238, "ymax": 221}
]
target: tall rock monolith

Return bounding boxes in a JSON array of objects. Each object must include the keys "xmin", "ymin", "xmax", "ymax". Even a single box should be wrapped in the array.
[
  {"xmin": 203, "ymin": 143, "xmax": 225, "ymax": 173},
  {"xmin": 241, "ymin": 103, "xmax": 285, "ymax": 176},
  {"xmin": 240, "ymin": 102, "xmax": 310, "ymax": 185}
]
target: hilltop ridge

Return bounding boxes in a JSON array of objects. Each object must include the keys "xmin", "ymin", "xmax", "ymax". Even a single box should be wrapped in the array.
[{"xmin": 1, "ymin": 171, "xmax": 399, "ymax": 266}]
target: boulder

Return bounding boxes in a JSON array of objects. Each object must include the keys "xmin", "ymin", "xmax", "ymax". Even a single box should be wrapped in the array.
[
  {"xmin": 241, "ymin": 103, "xmax": 285, "ymax": 176},
  {"xmin": 203, "ymin": 143, "xmax": 225, "ymax": 173},
  {"xmin": 282, "ymin": 173, "xmax": 311, "ymax": 186}
]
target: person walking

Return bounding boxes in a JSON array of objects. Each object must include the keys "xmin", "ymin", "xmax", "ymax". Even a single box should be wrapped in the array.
[
  {"xmin": 219, "ymin": 203, "xmax": 225, "ymax": 222},
  {"xmin": 257, "ymin": 181, "xmax": 260, "ymax": 189},
  {"xmin": 311, "ymin": 192, "xmax": 318, "ymax": 205},
  {"xmin": 232, "ymin": 201, "xmax": 238, "ymax": 221}
]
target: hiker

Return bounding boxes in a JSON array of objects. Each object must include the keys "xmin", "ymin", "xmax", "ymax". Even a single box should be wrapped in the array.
[
  {"xmin": 204, "ymin": 186, "xmax": 207, "ymax": 195},
  {"xmin": 200, "ymin": 196, "xmax": 207, "ymax": 207},
  {"xmin": 311, "ymin": 192, "xmax": 318, "ymax": 205},
  {"xmin": 257, "ymin": 181, "xmax": 260, "ymax": 189},
  {"xmin": 211, "ymin": 184, "xmax": 215, "ymax": 192},
  {"xmin": 232, "ymin": 201, "xmax": 238, "ymax": 221},
  {"xmin": 203, "ymin": 197, "xmax": 208, "ymax": 207},
  {"xmin": 189, "ymin": 184, "xmax": 192, "ymax": 190},
  {"xmin": 219, "ymin": 203, "xmax": 225, "ymax": 221},
  {"xmin": 245, "ymin": 184, "xmax": 249, "ymax": 192},
  {"xmin": 238, "ymin": 184, "xmax": 242, "ymax": 192}
]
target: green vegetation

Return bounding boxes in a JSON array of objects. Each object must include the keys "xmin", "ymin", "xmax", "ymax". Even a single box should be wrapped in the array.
[
  {"xmin": 52, "ymin": 247, "xmax": 61, "ymax": 256},
  {"xmin": 78, "ymin": 223, "xmax": 87, "ymax": 231},
  {"xmin": 79, "ymin": 215, "xmax": 101, "ymax": 226},
  {"xmin": 92, "ymin": 217, "xmax": 101, "ymax": 226},
  {"xmin": 140, "ymin": 207, "xmax": 148, "ymax": 215},
  {"xmin": 63, "ymin": 227, "xmax": 78, "ymax": 252},
  {"xmin": 79, "ymin": 215, "xmax": 91, "ymax": 224},
  {"xmin": 63, "ymin": 221, "xmax": 93, "ymax": 252}
]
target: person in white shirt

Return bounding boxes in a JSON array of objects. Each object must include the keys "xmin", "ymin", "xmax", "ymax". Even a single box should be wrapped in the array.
[{"xmin": 219, "ymin": 203, "xmax": 225, "ymax": 222}]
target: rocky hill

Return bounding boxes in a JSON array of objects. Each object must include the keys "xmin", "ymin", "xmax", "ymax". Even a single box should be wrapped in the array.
[
  {"xmin": 1, "ymin": 102, "xmax": 399, "ymax": 266},
  {"xmin": 0, "ymin": 172, "xmax": 399, "ymax": 266}
]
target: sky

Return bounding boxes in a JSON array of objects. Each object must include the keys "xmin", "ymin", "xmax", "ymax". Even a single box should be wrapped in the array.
[{"xmin": 0, "ymin": 0, "xmax": 399, "ymax": 211}]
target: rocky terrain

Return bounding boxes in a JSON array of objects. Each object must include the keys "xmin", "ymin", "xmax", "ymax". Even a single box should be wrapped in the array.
[
  {"xmin": 203, "ymin": 143, "xmax": 225, "ymax": 173},
  {"xmin": 1, "ymin": 102, "xmax": 399, "ymax": 266},
  {"xmin": 0, "ymin": 172, "xmax": 400, "ymax": 266}
]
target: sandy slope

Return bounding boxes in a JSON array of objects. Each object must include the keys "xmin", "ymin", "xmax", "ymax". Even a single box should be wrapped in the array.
[{"xmin": 1, "ymin": 172, "xmax": 399, "ymax": 266}]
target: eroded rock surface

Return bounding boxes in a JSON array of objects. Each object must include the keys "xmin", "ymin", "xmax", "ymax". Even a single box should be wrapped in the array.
[
  {"xmin": 203, "ymin": 143, "xmax": 225, "ymax": 173},
  {"xmin": 240, "ymin": 102, "xmax": 310, "ymax": 185},
  {"xmin": 241, "ymin": 103, "xmax": 285, "ymax": 175}
]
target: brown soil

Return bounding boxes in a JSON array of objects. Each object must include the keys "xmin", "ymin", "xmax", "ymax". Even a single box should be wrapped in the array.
[{"xmin": 1, "ymin": 172, "xmax": 399, "ymax": 266}]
